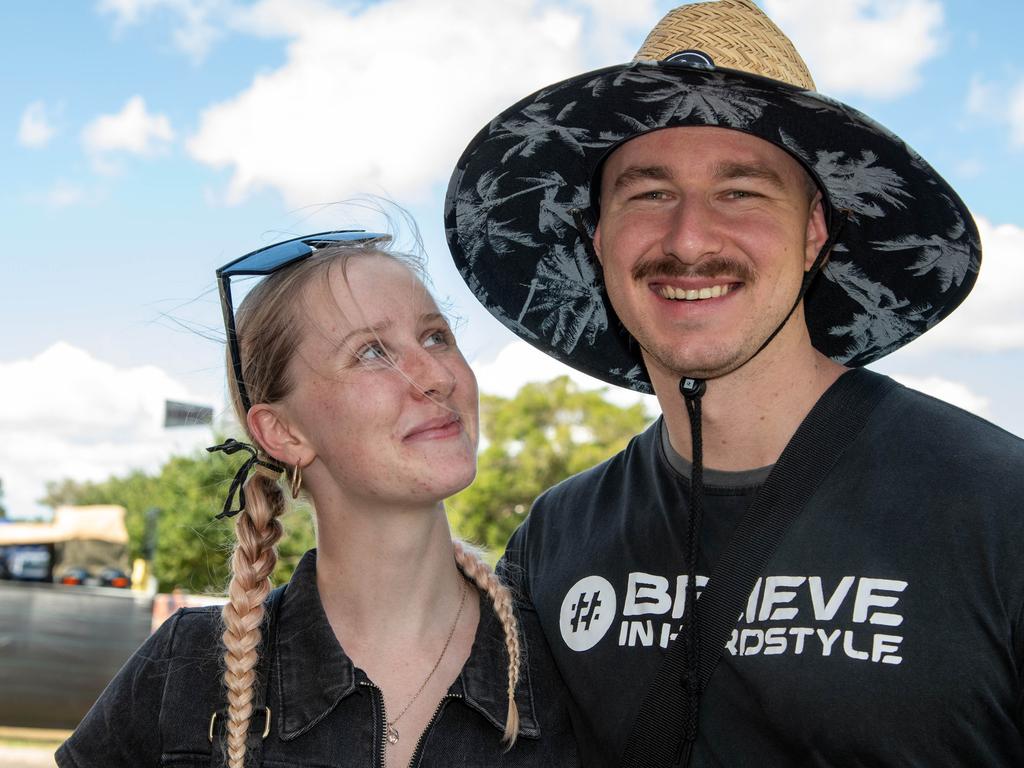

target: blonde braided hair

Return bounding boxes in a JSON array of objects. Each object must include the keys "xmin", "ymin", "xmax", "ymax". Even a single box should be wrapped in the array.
[
  {"xmin": 220, "ymin": 473, "xmax": 285, "ymax": 768},
  {"xmin": 453, "ymin": 540, "xmax": 521, "ymax": 746}
]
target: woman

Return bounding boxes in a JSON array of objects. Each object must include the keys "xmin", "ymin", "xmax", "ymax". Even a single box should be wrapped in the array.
[{"xmin": 56, "ymin": 230, "xmax": 579, "ymax": 767}]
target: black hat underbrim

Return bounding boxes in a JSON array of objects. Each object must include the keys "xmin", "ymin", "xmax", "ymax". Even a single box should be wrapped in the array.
[{"xmin": 445, "ymin": 62, "xmax": 979, "ymax": 393}]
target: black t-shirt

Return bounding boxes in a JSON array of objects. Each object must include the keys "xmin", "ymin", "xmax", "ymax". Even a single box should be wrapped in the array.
[{"xmin": 502, "ymin": 370, "xmax": 1024, "ymax": 767}]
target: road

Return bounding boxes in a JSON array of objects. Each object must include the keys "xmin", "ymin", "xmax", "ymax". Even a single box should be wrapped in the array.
[
  {"xmin": 0, "ymin": 728, "xmax": 65, "ymax": 768},
  {"xmin": 0, "ymin": 743, "xmax": 57, "ymax": 768}
]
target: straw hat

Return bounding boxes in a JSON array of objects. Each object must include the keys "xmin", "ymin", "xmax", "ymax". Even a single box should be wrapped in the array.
[{"xmin": 445, "ymin": 0, "xmax": 979, "ymax": 393}]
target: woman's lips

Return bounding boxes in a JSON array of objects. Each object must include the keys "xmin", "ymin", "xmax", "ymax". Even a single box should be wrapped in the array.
[{"xmin": 404, "ymin": 414, "xmax": 462, "ymax": 441}]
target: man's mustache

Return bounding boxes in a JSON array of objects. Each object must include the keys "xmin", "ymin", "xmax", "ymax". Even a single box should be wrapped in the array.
[{"xmin": 631, "ymin": 256, "xmax": 755, "ymax": 283}]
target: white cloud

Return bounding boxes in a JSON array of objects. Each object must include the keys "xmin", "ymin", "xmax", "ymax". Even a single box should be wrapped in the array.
[
  {"xmin": 889, "ymin": 374, "xmax": 990, "ymax": 418},
  {"xmin": 908, "ymin": 216, "xmax": 1024, "ymax": 353},
  {"xmin": 18, "ymin": 101, "xmax": 57, "ymax": 148},
  {"xmin": 570, "ymin": 0, "xmax": 660, "ymax": 64},
  {"xmin": 966, "ymin": 75, "xmax": 997, "ymax": 116},
  {"xmin": 98, "ymin": 0, "xmax": 155, "ymax": 25},
  {"xmin": 82, "ymin": 95, "xmax": 175, "ymax": 156},
  {"xmin": 187, "ymin": 0, "xmax": 585, "ymax": 207},
  {"xmin": 962, "ymin": 75, "xmax": 1024, "ymax": 149},
  {"xmin": 0, "ymin": 343, "xmax": 213, "ymax": 518},
  {"xmin": 953, "ymin": 158, "xmax": 984, "ymax": 179},
  {"xmin": 97, "ymin": 0, "xmax": 225, "ymax": 62},
  {"xmin": 1009, "ymin": 81, "xmax": 1024, "ymax": 148},
  {"xmin": 471, "ymin": 340, "xmax": 656, "ymax": 414},
  {"xmin": 46, "ymin": 180, "xmax": 85, "ymax": 208},
  {"xmin": 763, "ymin": 0, "xmax": 944, "ymax": 99}
]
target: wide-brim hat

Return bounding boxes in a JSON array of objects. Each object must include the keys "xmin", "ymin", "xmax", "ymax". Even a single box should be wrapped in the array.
[{"xmin": 445, "ymin": 0, "xmax": 979, "ymax": 394}]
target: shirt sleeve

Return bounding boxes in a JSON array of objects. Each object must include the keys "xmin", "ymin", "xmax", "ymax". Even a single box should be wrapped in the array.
[
  {"xmin": 498, "ymin": 507, "xmax": 537, "ymax": 610},
  {"xmin": 1017, "ymin": 601, "xmax": 1024, "ymax": 730},
  {"xmin": 55, "ymin": 611, "xmax": 182, "ymax": 768}
]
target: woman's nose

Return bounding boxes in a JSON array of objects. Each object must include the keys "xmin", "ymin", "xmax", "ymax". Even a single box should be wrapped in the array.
[{"xmin": 405, "ymin": 350, "xmax": 457, "ymax": 401}]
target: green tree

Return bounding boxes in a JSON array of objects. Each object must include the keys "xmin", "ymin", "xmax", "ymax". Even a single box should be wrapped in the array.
[
  {"xmin": 41, "ymin": 447, "xmax": 316, "ymax": 593},
  {"xmin": 446, "ymin": 376, "xmax": 651, "ymax": 556},
  {"xmin": 0, "ymin": 478, "xmax": 7, "ymax": 519}
]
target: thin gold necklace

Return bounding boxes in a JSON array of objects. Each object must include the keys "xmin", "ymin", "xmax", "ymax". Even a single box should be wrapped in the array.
[{"xmin": 386, "ymin": 577, "xmax": 468, "ymax": 745}]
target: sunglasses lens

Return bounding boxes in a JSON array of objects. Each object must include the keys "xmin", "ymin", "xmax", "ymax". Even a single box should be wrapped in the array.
[
  {"xmin": 221, "ymin": 240, "xmax": 311, "ymax": 277},
  {"xmin": 220, "ymin": 231, "xmax": 390, "ymax": 277}
]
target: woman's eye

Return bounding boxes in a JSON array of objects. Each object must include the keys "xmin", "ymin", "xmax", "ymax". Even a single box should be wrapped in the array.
[{"xmin": 424, "ymin": 330, "xmax": 451, "ymax": 348}]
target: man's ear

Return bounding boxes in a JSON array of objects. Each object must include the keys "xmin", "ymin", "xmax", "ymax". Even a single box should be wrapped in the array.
[
  {"xmin": 247, "ymin": 403, "xmax": 311, "ymax": 467},
  {"xmin": 804, "ymin": 193, "xmax": 830, "ymax": 270},
  {"xmin": 593, "ymin": 223, "xmax": 604, "ymax": 266}
]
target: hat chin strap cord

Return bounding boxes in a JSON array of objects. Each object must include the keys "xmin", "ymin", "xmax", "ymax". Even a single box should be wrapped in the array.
[{"xmin": 674, "ymin": 209, "xmax": 847, "ymax": 762}]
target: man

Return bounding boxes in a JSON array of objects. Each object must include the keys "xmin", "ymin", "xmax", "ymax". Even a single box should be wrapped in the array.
[{"xmin": 446, "ymin": 1, "xmax": 1024, "ymax": 765}]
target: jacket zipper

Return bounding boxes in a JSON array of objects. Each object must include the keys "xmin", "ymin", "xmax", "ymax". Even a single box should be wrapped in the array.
[
  {"xmin": 358, "ymin": 681, "xmax": 389, "ymax": 768},
  {"xmin": 409, "ymin": 693, "xmax": 462, "ymax": 767}
]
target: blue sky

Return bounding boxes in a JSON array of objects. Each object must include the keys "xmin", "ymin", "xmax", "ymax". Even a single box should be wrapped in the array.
[{"xmin": 2, "ymin": 0, "xmax": 1023, "ymax": 517}]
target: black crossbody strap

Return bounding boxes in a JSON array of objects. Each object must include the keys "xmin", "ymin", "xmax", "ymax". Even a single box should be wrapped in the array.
[
  {"xmin": 209, "ymin": 583, "xmax": 287, "ymax": 767},
  {"xmin": 620, "ymin": 369, "xmax": 896, "ymax": 768}
]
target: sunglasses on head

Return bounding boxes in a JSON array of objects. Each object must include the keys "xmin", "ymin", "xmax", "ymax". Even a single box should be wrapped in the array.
[{"xmin": 216, "ymin": 230, "xmax": 389, "ymax": 413}]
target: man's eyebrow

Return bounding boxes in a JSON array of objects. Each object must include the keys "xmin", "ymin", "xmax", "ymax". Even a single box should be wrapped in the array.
[
  {"xmin": 713, "ymin": 161, "xmax": 785, "ymax": 189},
  {"xmin": 610, "ymin": 164, "xmax": 674, "ymax": 191}
]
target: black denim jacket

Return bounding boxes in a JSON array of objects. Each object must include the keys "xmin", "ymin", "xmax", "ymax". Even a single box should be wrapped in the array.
[{"xmin": 56, "ymin": 550, "xmax": 579, "ymax": 767}]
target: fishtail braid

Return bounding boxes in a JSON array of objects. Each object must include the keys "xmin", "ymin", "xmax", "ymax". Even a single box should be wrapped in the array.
[
  {"xmin": 220, "ymin": 472, "xmax": 286, "ymax": 768},
  {"xmin": 452, "ymin": 540, "xmax": 521, "ymax": 747}
]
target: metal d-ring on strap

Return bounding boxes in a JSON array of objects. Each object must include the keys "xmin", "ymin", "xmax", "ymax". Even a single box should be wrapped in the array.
[{"xmin": 209, "ymin": 708, "xmax": 272, "ymax": 742}]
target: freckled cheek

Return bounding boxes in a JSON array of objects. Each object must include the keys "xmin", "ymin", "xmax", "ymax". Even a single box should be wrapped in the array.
[{"xmin": 308, "ymin": 390, "xmax": 398, "ymax": 465}]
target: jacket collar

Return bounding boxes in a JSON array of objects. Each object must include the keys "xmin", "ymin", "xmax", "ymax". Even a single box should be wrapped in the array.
[{"xmin": 274, "ymin": 550, "xmax": 540, "ymax": 741}]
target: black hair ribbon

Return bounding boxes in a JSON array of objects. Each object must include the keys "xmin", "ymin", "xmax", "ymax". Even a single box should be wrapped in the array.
[{"xmin": 206, "ymin": 438, "xmax": 284, "ymax": 519}]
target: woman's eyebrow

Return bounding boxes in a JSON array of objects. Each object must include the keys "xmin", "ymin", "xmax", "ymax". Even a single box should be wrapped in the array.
[{"xmin": 339, "ymin": 319, "xmax": 393, "ymax": 348}]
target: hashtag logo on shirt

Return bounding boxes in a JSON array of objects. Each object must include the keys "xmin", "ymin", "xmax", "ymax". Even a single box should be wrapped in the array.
[
  {"xmin": 560, "ymin": 576, "xmax": 617, "ymax": 652},
  {"xmin": 570, "ymin": 592, "xmax": 603, "ymax": 632}
]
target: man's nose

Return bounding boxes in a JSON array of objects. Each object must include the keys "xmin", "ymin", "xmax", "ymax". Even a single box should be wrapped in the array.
[{"xmin": 661, "ymin": 197, "xmax": 724, "ymax": 264}]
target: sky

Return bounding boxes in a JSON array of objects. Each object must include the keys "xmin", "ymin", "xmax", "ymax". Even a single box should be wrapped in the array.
[{"xmin": 1, "ymin": 0, "xmax": 1023, "ymax": 518}]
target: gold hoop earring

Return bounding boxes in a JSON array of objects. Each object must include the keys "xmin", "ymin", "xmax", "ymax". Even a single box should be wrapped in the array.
[{"xmin": 290, "ymin": 463, "xmax": 303, "ymax": 499}]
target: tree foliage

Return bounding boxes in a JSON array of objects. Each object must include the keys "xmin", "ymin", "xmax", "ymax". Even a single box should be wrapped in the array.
[
  {"xmin": 40, "ymin": 449, "xmax": 315, "ymax": 593},
  {"xmin": 0, "ymin": 478, "xmax": 7, "ymax": 519},
  {"xmin": 446, "ymin": 376, "xmax": 651, "ymax": 556}
]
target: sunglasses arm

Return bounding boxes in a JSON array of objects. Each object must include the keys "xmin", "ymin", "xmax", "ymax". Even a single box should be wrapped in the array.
[{"xmin": 217, "ymin": 273, "xmax": 253, "ymax": 414}]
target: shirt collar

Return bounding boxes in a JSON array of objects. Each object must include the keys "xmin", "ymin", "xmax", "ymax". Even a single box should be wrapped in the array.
[{"xmin": 273, "ymin": 549, "xmax": 539, "ymax": 741}]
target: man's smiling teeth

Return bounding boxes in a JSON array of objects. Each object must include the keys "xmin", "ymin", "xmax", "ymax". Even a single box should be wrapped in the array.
[{"xmin": 658, "ymin": 283, "xmax": 733, "ymax": 301}]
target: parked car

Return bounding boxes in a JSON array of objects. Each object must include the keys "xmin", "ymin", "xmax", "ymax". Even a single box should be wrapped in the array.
[
  {"xmin": 57, "ymin": 566, "xmax": 91, "ymax": 586},
  {"xmin": 56, "ymin": 566, "xmax": 130, "ymax": 588},
  {"xmin": 98, "ymin": 568, "xmax": 131, "ymax": 589},
  {"xmin": 3, "ymin": 546, "xmax": 51, "ymax": 581}
]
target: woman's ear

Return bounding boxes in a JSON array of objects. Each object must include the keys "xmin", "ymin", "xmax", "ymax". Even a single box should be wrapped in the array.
[{"xmin": 247, "ymin": 403, "xmax": 312, "ymax": 467}]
